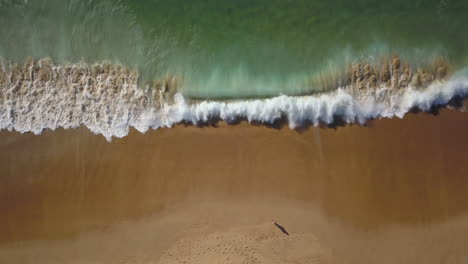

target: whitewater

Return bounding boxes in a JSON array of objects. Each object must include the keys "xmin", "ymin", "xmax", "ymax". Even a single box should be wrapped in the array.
[{"xmin": 1, "ymin": 59, "xmax": 467, "ymax": 141}]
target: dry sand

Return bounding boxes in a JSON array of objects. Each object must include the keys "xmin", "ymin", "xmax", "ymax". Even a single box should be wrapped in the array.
[{"xmin": 1, "ymin": 108, "xmax": 468, "ymax": 263}]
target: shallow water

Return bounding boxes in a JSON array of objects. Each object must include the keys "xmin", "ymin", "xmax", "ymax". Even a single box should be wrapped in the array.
[
  {"xmin": 1, "ymin": 0, "xmax": 468, "ymax": 97},
  {"xmin": 1, "ymin": 109, "xmax": 468, "ymax": 263}
]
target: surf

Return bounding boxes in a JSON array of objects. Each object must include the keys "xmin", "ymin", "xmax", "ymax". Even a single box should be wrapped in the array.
[{"xmin": 0, "ymin": 57, "xmax": 467, "ymax": 141}]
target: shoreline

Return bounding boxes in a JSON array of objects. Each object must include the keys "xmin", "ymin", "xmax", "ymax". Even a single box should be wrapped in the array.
[
  {"xmin": 1, "ymin": 107, "xmax": 468, "ymax": 243},
  {"xmin": 1, "ymin": 104, "xmax": 468, "ymax": 263}
]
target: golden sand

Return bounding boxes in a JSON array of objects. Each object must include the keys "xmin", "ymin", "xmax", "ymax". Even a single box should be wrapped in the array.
[{"xmin": 1, "ymin": 108, "xmax": 468, "ymax": 263}]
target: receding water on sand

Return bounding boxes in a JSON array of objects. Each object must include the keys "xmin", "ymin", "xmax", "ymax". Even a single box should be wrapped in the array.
[{"xmin": 1, "ymin": 108, "xmax": 468, "ymax": 263}]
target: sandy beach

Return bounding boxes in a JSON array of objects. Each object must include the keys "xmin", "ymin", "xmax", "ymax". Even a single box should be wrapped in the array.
[{"xmin": 1, "ymin": 108, "xmax": 468, "ymax": 263}]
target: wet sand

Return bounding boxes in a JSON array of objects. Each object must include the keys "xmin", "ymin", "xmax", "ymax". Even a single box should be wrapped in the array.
[{"xmin": 1, "ymin": 108, "xmax": 468, "ymax": 263}]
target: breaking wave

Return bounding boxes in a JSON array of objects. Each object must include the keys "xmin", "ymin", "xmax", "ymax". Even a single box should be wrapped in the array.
[
  {"xmin": 167, "ymin": 77, "xmax": 468, "ymax": 129},
  {"xmin": 0, "ymin": 58, "xmax": 467, "ymax": 141}
]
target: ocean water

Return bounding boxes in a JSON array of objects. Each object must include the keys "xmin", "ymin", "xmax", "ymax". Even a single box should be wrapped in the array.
[{"xmin": 1, "ymin": 0, "xmax": 468, "ymax": 139}]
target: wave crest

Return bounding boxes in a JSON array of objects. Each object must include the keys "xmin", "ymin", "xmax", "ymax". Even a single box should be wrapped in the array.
[
  {"xmin": 0, "ymin": 58, "xmax": 467, "ymax": 141},
  {"xmin": 167, "ymin": 77, "xmax": 468, "ymax": 130}
]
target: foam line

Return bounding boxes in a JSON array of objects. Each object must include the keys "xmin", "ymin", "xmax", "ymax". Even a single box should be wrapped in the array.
[{"xmin": 0, "ymin": 61, "xmax": 467, "ymax": 141}]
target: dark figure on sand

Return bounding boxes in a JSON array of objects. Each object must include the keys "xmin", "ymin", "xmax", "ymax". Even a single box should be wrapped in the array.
[{"xmin": 272, "ymin": 220, "xmax": 289, "ymax": 236}]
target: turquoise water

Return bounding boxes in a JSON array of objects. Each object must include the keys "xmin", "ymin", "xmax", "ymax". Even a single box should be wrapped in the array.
[{"xmin": 1, "ymin": 0, "xmax": 468, "ymax": 98}]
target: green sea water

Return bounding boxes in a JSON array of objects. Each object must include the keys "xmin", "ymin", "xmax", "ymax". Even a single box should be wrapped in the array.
[{"xmin": 1, "ymin": 0, "xmax": 467, "ymax": 98}]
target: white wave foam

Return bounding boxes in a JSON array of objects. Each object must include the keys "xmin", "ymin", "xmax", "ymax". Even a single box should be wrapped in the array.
[
  {"xmin": 1, "ymin": 73, "xmax": 467, "ymax": 141},
  {"xmin": 163, "ymin": 76, "xmax": 468, "ymax": 129}
]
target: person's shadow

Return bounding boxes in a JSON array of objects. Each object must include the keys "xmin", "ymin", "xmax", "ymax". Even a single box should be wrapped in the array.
[{"xmin": 272, "ymin": 221, "xmax": 289, "ymax": 236}]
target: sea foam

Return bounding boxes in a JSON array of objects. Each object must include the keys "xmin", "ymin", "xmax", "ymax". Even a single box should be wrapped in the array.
[
  {"xmin": 164, "ymin": 76, "xmax": 468, "ymax": 130},
  {"xmin": 0, "ymin": 59, "xmax": 467, "ymax": 141}
]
